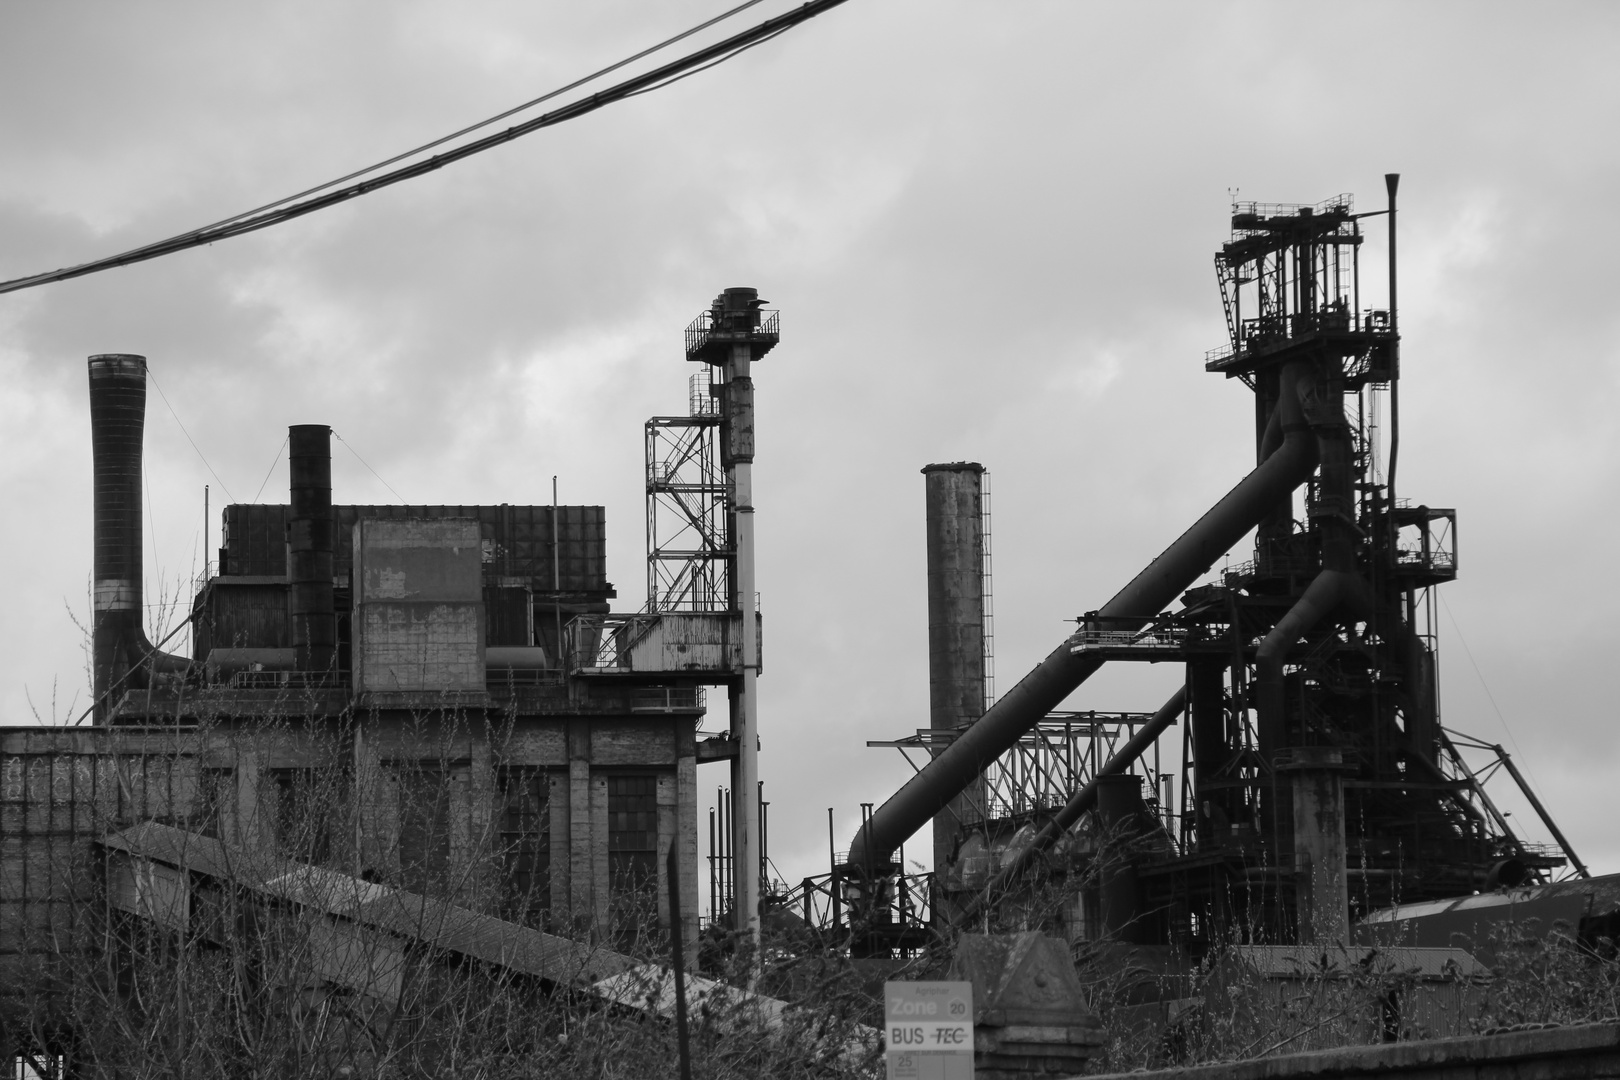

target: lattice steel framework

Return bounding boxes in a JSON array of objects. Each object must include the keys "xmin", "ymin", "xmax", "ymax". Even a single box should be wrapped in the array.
[
  {"xmin": 645, "ymin": 370, "xmax": 729, "ymax": 612},
  {"xmin": 870, "ymin": 710, "xmax": 1177, "ymax": 839}
]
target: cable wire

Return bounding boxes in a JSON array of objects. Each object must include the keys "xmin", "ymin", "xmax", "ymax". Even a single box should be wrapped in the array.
[
  {"xmin": 0, "ymin": 0, "xmax": 850, "ymax": 296},
  {"xmin": 148, "ymin": 367, "xmax": 237, "ymax": 502},
  {"xmin": 119, "ymin": 0, "xmax": 770, "ymax": 241},
  {"xmin": 1437, "ymin": 591, "xmax": 1547, "ymax": 801},
  {"xmin": 335, "ymin": 431, "xmax": 406, "ymax": 505},
  {"xmin": 251, "ymin": 435, "xmax": 288, "ymax": 504},
  {"xmin": 622, "ymin": 25, "xmax": 791, "ymax": 99}
]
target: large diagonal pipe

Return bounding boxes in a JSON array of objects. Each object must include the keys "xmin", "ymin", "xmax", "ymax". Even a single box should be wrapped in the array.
[{"xmin": 846, "ymin": 361, "xmax": 1320, "ymax": 870}]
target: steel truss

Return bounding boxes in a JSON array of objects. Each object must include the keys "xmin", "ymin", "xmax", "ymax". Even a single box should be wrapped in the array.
[
  {"xmin": 870, "ymin": 711, "xmax": 1177, "ymax": 837},
  {"xmin": 645, "ymin": 371, "xmax": 729, "ymax": 613}
]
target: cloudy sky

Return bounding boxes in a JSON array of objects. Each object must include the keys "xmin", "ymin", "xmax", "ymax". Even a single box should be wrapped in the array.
[{"xmin": 2, "ymin": 2, "xmax": 1617, "ymax": 894}]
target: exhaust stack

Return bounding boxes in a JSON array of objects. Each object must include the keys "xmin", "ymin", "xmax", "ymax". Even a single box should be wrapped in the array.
[
  {"xmin": 921, "ymin": 462, "xmax": 988, "ymax": 901},
  {"xmin": 288, "ymin": 424, "xmax": 335, "ymax": 675},
  {"xmin": 88, "ymin": 354, "xmax": 187, "ymax": 720}
]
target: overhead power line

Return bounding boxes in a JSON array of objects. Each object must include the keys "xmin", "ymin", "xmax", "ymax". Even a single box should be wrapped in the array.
[
  {"xmin": 143, "ymin": 0, "xmax": 772, "ymax": 243},
  {"xmin": 0, "ymin": 0, "xmax": 850, "ymax": 296}
]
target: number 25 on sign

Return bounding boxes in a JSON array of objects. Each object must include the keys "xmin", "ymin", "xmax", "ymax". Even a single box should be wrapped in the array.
[{"xmin": 884, "ymin": 981, "xmax": 973, "ymax": 1080}]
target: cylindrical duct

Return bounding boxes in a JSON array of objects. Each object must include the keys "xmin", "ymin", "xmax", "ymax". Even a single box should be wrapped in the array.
[
  {"xmin": 288, "ymin": 424, "xmax": 335, "ymax": 675},
  {"xmin": 89, "ymin": 354, "xmax": 187, "ymax": 721},
  {"xmin": 921, "ymin": 462, "xmax": 987, "ymax": 889}
]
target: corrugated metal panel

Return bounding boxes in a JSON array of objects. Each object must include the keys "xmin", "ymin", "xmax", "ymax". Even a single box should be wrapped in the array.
[
  {"xmin": 222, "ymin": 504, "xmax": 609, "ymax": 591},
  {"xmin": 484, "ymin": 585, "xmax": 532, "ymax": 649}
]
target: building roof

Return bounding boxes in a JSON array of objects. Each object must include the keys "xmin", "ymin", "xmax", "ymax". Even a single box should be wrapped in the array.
[{"xmin": 101, "ymin": 820, "xmax": 632, "ymax": 985}]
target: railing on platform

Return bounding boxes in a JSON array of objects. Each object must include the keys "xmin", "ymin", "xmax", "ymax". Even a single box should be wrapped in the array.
[
  {"xmin": 565, "ymin": 613, "xmax": 658, "ymax": 671},
  {"xmin": 767, "ymin": 867, "xmax": 934, "ymax": 951},
  {"xmin": 228, "ymin": 671, "xmax": 348, "ymax": 691}
]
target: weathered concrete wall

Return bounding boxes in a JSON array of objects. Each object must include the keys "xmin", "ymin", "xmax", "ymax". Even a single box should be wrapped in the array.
[
  {"xmin": 1082, "ymin": 1023, "xmax": 1620, "ymax": 1080},
  {"xmin": 1, "ymin": 708, "xmax": 703, "ymax": 980},
  {"xmin": 352, "ymin": 518, "xmax": 485, "ymax": 693}
]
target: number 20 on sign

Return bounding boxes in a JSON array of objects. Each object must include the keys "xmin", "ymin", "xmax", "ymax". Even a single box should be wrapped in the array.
[{"xmin": 884, "ymin": 981, "xmax": 973, "ymax": 1080}]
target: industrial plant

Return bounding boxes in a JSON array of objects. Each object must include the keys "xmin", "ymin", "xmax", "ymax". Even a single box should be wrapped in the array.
[{"xmin": 2, "ymin": 182, "xmax": 1613, "ymax": 1075}]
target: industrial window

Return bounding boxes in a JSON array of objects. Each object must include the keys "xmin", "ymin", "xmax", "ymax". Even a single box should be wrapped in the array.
[
  {"xmin": 608, "ymin": 775, "xmax": 659, "ymax": 945},
  {"xmin": 498, "ymin": 768, "xmax": 550, "ymax": 923},
  {"xmin": 396, "ymin": 765, "xmax": 451, "ymax": 892},
  {"xmin": 195, "ymin": 768, "xmax": 233, "ymax": 841},
  {"xmin": 271, "ymin": 768, "xmax": 339, "ymax": 865}
]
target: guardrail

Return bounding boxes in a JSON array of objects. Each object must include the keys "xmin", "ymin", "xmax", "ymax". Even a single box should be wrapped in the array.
[
  {"xmin": 565, "ymin": 613, "xmax": 659, "ymax": 671},
  {"xmin": 683, "ymin": 308, "xmax": 780, "ymax": 358}
]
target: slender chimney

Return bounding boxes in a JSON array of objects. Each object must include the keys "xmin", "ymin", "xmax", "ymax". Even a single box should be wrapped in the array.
[
  {"xmin": 89, "ymin": 355, "xmax": 149, "ymax": 718},
  {"xmin": 922, "ymin": 462, "xmax": 987, "ymax": 909},
  {"xmin": 287, "ymin": 424, "xmax": 335, "ymax": 675},
  {"xmin": 88, "ymin": 355, "xmax": 187, "ymax": 717}
]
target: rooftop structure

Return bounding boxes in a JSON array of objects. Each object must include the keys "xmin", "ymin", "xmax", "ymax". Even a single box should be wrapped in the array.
[{"xmin": 2, "ymin": 291, "xmax": 779, "ymax": 1049}]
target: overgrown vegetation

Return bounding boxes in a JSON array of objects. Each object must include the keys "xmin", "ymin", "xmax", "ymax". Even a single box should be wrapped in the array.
[
  {"xmin": 5, "ymin": 708, "xmax": 1617, "ymax": 1078},
  {"xmin": 0, "ymin": 709, "xmax": 888, "ymax": 1078}
]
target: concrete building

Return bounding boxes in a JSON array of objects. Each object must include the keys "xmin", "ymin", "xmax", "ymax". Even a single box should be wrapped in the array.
[{"xmin": 3, "ymin": 294, "xmax": 774, "ymax": 1021}]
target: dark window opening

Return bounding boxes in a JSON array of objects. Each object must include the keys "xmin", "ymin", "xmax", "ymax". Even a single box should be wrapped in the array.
[
  {"xmin": 397, "ymin": 765, "xmax": 451, "ymax": 893},
  {"xmin": 608, "ymin": 774, "xmax": 659, "ymax": 948},
  {"xmin": 498, "ymin": 768, "xmax": 550, "ymax": 924},
  {"xmin": 271, "ymin": 768, "xmax": 341, "ymax": 865},
  {"xmin": 196, "ymin": 768, "xmax": 233, "ymax": 840}
]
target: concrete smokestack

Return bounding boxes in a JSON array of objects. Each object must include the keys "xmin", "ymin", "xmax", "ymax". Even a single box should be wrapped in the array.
[
  {"xmin": 287, "ymin": 424, "xmax": 335, "ymax": 675},
  {"xmin": 88, "ymin": 354, "xmax": 186, "ymax": 720},
  {"xmin": 921, "ymin": 462, "xmax": 987, "ymax": 896}
]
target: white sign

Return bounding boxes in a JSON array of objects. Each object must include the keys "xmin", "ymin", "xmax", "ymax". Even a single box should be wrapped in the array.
[{"xmin": 884, "ymin": 980, "xmax": 973, "ymax": 1080}]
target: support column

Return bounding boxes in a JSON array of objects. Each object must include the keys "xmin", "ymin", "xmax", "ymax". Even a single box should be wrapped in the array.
[
  {"xmin": 1187, "ymin": 659, "xmax": 1228, "ymax": 848},
  {"xmin": 1277, "ymin": 746, "xmax": 1351, "ymax": 946},
  {"xmin": 690, "ymin": 286, "xmax": 775, "ymax": 972},
  {"xmin": 567, "ymin": 719, "xmax": 594, "ymax": 935},
  {"xmin": 676, "ymin": 722, "xmax": 701, "ymax": 969},
  {"xmin": 728, "ymin": 333, "xmax": 761, "ymax": 966},
  {"xmin": 1094, "ymin": 773, "xmax": 1144, "ymax": 943}
]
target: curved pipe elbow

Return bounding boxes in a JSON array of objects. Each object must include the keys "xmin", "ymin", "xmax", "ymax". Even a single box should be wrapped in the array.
[
  {"xmin": 140, "ymin": 632, "xmax": 193, "ymax": 675},
  {"xmin": 1255, "ymin": 571, "xmax": 1375, "ymax": 752}
]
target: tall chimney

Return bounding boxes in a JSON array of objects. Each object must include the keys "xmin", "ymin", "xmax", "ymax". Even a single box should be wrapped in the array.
[
  {"xmin": 89, "ymin": 354, "xmax": 186, "ymax": 720},
  {"xmin": 287, "ymin": 424, "xmax": 335, "ymax": 675},
  {"xmin": 922, "ymin": 462, "xmax": 987, "ymax": 909}
]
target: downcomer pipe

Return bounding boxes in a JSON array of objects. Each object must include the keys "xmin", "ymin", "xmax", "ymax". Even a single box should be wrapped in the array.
[
  {"xmin": 89, "ymin": 354, "xmax": 189, "ymax": 720},
  {"xmin": 1254, "ymin": 570, "xmax": 1374, "ymax": 757},
  {"xmin": 847, "ymin": 361, "xmax": 1321, "ymax": 869}
]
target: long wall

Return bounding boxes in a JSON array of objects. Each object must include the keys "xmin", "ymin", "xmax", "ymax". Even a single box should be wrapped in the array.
[
  {"xmin": 1085, "ymin": 1023, "xmax": 1620, "ymax": 1080},
  {"xmin": 0, "ymin": 709, "xmax": 700, "ymax": 980}
]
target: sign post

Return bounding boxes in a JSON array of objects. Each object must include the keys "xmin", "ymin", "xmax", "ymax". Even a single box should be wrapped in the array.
[{"xmin": 884, "ymin": 980, "xmax": 974, "ymax": 1080}]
